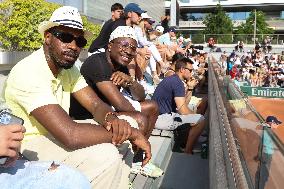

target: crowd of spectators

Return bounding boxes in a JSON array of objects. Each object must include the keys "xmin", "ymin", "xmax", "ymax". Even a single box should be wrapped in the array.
[
  {"xmin": 219, "ymin": 48, "xmax": 284, "ymax": 88},
  {"xmin": 0, "ymin": 2, "xmax": 210, "ymax": 188}
]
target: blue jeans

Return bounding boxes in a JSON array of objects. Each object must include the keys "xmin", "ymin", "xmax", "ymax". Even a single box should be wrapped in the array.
[{"xmin": 0, "ymin": 160, "xmax": 91, "ymax": 189}]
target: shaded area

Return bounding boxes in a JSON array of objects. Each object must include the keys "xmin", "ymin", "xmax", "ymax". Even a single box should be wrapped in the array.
[{"xmin": 160, "ymin": 152, "xmax": 209, "ymax": 189}]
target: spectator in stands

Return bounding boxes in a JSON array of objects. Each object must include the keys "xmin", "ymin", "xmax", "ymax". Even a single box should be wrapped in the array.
[
  {"xmin": 73, "ymin": 26, "xmax": 162, "ymax": 178},
  {"xmin": 164, "ymin": 52, "xmax": 184, "ymax": 77},
  {"xmin": 0, "ymin": 122, "xmax": 91, "ymax": 189},
  {"xmin": 219, "ymin": 51, "xmax": 228, "ymax": 75},
  {"xmin": 152, "ymin": 57, "xmax": 206, "ymax": 154},
  {"xmin": 4, "ymin": 6, "xmax": 151, "ymax": 188},
  {"xmin": 160, "ymin": 15, "xmax": 170, "ymax": 34},
  {"xmin": 88, "ymin": 3, "xmax": 123, "ymax": 54},
  {"xmin": 133, "ymin": 12, "xmax": 166, "ymax": 84},
  {"xmin": 235, "ymin": 40, "xmax": 244, "ymax": 52},
  {"xmin": 208, "ymin": 37, "xmax": 215, "ymax": 52},
  {"xmin": 157, "ymin": 27, "xmax": 177, "ymax": 46},
  {"xmin": 249, "ymin": 69, "xmax": 259, "ymax": 86}
]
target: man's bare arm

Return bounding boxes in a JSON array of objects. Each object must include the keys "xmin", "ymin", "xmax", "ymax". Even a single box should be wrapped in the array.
[
  {"xmin": 31, "ymin": 104, "xmax": 113, "ymax": 150},
  {"xmin": 110, "ymin": 71, "xmax": 146, "ymax": 101},
  {"xmin": 31, "ymin": 103, "xmax": 152, "ymax": 164},
  {"xmin": 72, "ymin": 86, "xmax": 114, "ymax": 124},
  {"xmin": 175, "ymin": 97, "xmax": 194, "ymax": 115},
  {"xmin": 96, "ymin": 81, "xmax": 136, "ymax": 112}
]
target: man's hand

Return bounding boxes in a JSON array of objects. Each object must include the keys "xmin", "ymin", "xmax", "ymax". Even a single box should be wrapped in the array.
[
  {"xmin": 0, "ymin": 124, "xmax": 25, "ymax": 167},
  {"xmin": 105, "ymin": 113, "xmax": 132, "ymax": 145},
  {"xmin": 186, "ymin": 78, "xmax": 199, "ymax": 89},
  {"xmin": 111, "ymin": 71, "xmax": 133, "ymax": 87},
  {"xmin": 129, "ymin": 129, "xmax": 151, "ymax": 166}
]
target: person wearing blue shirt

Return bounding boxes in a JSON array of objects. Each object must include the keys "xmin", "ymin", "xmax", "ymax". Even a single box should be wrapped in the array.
[{"xmin": 152, "ymin": 57, "xmax": 206, "ymax": 154}]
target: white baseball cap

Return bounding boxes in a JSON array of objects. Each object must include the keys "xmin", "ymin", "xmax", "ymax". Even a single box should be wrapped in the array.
[
  {"xmin": 156, "ymin": 25, "xmax": 164, "ymax": 33},
  {"xmin": 141, "ymin": 12, "xmax": 152, "ymax": 19},
  {"xmin": 38, "ymin": 6, "xmax": 92, "ymax": 39},
  {"xmin": 109, "ymin": 26, "xmax": 137, "ymax": 42}
]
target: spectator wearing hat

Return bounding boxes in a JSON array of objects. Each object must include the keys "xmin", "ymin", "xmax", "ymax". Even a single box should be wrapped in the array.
[
  {"xmin": 4, "ymin": 6, "xmax": 151, "ymax": 188},
  {"xmin": 89, "ymin": 3, "xmax": 145, "ymax": 55},
  {"xmin": 89, "ymin": 3, "xmax": 124, "ymax": 54},
  {"xmin": 133, "ymin": 12, "xmax": 167, "ymax": 84},
  {"xmin": 157, "ymin": 27, "xmax": 176, "ymax": 46},
  {"xmin": 75, "ymin": 26, "xmax": 163, "ymax": 178},
  {"xmin": 112, "ymin": 3, "xmax": 145, "ymax": 29},
  {"xmin": 266, "ymin": 116, "xmax": 282, "ymax": 129},
  {"xmin": 156, "ymin": 25, "xmax": 164, "ymax": 34}
]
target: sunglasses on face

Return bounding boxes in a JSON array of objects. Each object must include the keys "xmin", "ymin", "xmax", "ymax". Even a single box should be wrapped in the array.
[
  {"xmin": 49, "ymin": 30, "xmax": 87, "ymax": 48},
  {"xmin": 117, "ymin": 40, "xmax": 137, "ymax": 53},
  {"xmin": 184, "ymin": 67, "xmax": 194, "ymax": 73}
]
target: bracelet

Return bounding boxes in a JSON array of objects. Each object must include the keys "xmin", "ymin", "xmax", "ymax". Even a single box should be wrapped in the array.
[{"xmin": 104, "ymin": 112, "xmax": 117, "ymax": 131}]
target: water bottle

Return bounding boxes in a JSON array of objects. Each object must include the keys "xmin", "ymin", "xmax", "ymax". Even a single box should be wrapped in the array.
[
  {"xmin": 0, "ymin": 98, "xmax": 12, "ymax": 165},
  {"xmin": 201, "ymin": 143, "xmax": 208, "ymax": 159}
]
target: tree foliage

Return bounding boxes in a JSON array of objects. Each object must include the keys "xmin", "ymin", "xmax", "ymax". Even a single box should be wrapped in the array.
[
  {"xmin": 202, "ymin": 4, "xmax": 233, "ymax": 43},
  {"xmin": 235, "ymin": 10, "xmax": 273, "ymax": 41},
  {"xmin": 0, "ymin": 0, "xmax": 101, "ymax": 51}
]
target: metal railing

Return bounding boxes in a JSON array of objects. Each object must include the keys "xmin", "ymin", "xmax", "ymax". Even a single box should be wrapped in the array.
[
  {"xmin": 188, "ymin": 34, "xmax": 284, "ymax": 45},
  {"xmin": 208, "ymin": 55, "xmax": 249, "ymax": 189}
]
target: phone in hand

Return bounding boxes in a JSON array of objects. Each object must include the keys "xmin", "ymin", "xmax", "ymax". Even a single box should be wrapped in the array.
[{"xmin": 0, "ymin": 110, "xmax": 24, "ymax": 165}]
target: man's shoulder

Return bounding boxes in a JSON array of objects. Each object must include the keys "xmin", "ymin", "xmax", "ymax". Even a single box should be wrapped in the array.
[
  {"xmin": 112, "ymin": 18, "xmax": 126, "ymax": 31},
  {"xmin": 101, "ymin": 19, "xmax": 114, "ymax": 30},
  {"xmin": 81, "ymin": 53, "xmax": 112, "ymax": 81},
  {"xmin": 164, "ymin": 74, "xmax": 181, "ymax": 83},
  {"xmin": 9, "ymin": 48, "xmax": 44, "ymax": 75},
  {"xmin": 83, "ymin": 52, "xmax": 108, "ymax": 70}
]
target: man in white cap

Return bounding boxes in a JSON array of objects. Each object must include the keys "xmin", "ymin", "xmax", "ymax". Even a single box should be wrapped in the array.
[
  {"xmin": 73, "ymin": 26, "xmax": 163, "ymax": 178},
  {"xmin": 4, "ymin": 6, "xmax": 151, "ymax": 188}
]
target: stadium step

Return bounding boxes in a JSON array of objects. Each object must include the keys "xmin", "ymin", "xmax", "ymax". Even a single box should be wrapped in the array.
[{"xmin": 130, "ymin": 129, "xmax": 174, "ymax": 189}]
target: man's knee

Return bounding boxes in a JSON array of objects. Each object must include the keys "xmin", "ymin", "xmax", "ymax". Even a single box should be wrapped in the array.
[
  {"xmin": 130, "ymin": 112, "xmax": 149, "ymax": 135},
  {"xmin": 141, "ymin": 100, "xmax": 159, "ymax": 115}
]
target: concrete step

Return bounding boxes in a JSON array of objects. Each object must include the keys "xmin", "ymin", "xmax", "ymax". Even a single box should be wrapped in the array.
[
  {"xmin": 130, "ymin": 129, "xmax": 174, "ymax": 189},
  {"xmin": 160, "ymin": 152, "xmax": 209, "ymax": 189}
]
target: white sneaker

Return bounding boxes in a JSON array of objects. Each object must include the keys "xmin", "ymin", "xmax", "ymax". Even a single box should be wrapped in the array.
[{"xmin": 130, "ymin": 162, "xmax": 164, "ymax": 178}]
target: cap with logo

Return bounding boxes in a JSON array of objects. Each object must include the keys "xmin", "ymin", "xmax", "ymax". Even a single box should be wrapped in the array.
[
  {"xmin": 156, "ymin": 25, "xmax": 164, "ymax": 33},
  {"xmin": 266, "ymin": 116, "xmax": 282, "ymax": 125},
  {"xmin": 168, "ymin": 27, "xmax": 176, "ymax": 33}
]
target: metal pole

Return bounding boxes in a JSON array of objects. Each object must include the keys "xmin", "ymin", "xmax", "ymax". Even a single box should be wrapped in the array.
[{"xmin": 254, "ymin": 9, "xmax": 256, "ymax": 45}]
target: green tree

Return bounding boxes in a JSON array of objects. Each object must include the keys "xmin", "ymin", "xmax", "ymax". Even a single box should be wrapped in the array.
[
  {"xmin": 235, "ymin": 10, "xmax": 273, "ymax": 43},
  {"xmin": 0, "ymin": 0, "xmax": 100, "ymax": 51},
  {"xmin": 202, "ymin": 4, "xmax": 233, "ymax": 43}
]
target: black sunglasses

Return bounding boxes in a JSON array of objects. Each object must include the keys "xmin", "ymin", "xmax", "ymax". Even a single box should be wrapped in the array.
[
  {"xmin": 184, "ymin": 67, "xmax": 194, "ymax": 73},
  {"xmin": 49, "ymin": 30, "xmax": 87, "ymax": 48}
]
